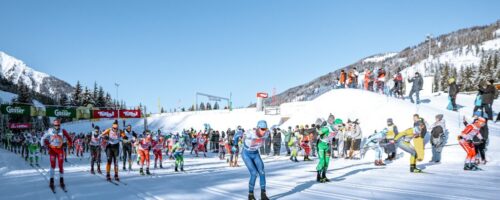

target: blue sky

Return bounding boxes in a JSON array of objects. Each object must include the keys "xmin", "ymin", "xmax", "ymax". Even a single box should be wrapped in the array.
[{"xmin": 1, "ymin": 0, "xmax": 499, "ymax": 112}]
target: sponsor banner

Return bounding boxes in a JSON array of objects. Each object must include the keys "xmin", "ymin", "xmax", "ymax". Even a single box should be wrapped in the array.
[
  {"xmin": 119, "ymin": 110, "xmax": 142, "ymax": 118},
  {"xmin": 93, "ymin": 110, "xmax": 118, "ymax": 118},
  {"xmin": 46, "ymin": 107, "xmax": 77, "ymax": 118},
  {"xmin": 257, "ymin": 92, "xmax": 268, "ymax": 98},
  {"xmin": 1, "ymin": 104, "xmax": 31, "ymax": 115},
  {"xmin": 9, "ymin": 123, "xmax": 31, "ymax": 129}
]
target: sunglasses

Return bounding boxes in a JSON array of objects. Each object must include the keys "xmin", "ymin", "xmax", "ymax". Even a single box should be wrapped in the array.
[{"xmin": 259, "ymin": 128, "xmax": 268, "ymax": 132}]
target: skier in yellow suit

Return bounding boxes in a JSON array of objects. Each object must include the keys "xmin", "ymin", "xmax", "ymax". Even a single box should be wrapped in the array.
[{"xmin": 394, "ymin": 121, "xmax": 426, "ymax": 173}]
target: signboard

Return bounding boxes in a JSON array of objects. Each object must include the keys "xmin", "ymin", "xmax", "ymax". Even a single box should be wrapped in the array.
[
  {"xmin": 9, "ymin": 123, "xmax": 31, "ymax": 129},
  {"xmin": 93, "ymin": 110, "xmax": 118, "ymax": 118},
  {"xmin": 119, "ymin": 110, "xmax": 142, "ymax": 118},
  {"xmin": 46, "ymin": 107, "xmax": 77, "ymax": 118},
  {"xmin": 257, "ymin": 93, "xmax": 269, "ymax": 98},
  {"xmin": 1, "ymin": 104, "xmax": 31, "ymax": 116}
]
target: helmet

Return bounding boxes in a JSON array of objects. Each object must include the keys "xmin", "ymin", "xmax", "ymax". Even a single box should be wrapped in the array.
[
  {"xmin": 334, "ymin": 119, "xmax": 343, "ymax": 125},
  {"xmin": 257, "ymin": 120, "xmax": 268, "ymax": 129},
  {"xmin": 53, "ymin": 120, "xmax": 61, "ymax": 126},
  {"xmin": 474, "ymin": 117, "xmax": 487, "ymax": 127},
  {"xmin": 448, "ymin": 77, "xmax": 455, "ymax": 84}
]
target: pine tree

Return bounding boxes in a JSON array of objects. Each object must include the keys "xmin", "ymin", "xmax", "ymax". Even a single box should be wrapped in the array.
[
  {"xmin": 462, "ymin": 66, "xmax": 475, "ymax": 91},
  {"xmin": 97, "ymin": 87, "xmax": 106, "ymax": 107},
  {"xmin": 16, "ymin": 83, "xmax": 32, "ymax": 103},
  {"xmin": 160, "ymin": 107, "xmax": 165, "ymax": 113},
  {"xmin": 93, "ymin": 82, "xmax": 99, "ymax": 105},
  {"xmin": 59, "ymin": 94, "xmax": 69, "ymax": 106},
  {"xmin": 72, "ymin": 81, "xmax": 83, "ymax": 106},
  {"xmin": 105, "ymin": 93, "xmax": 112, "ymax": 108},
  {"xmin": 214, "ymin": 102, "xmax": 220, "ymax": 110},
  {"xmin": 440, "ymin": 64, "xmax": 450, "ymax": 92},
  {"xmin": 81, "ymin": 87, "xmax": 93, "ymax": 106},
  {"xmin": 199, "ymin": 102, "xmax": 206, "ymax": 110},
  {"xmin": 206, "ymin": 102, "xmax": 212, "ymax": 110},
  {"xmin": 433, "ymin": 72, "xmax": 440, "ymax": 92},
  {"xmin": 189, "ymin": 104, "xmax": 195, "ymax": 111}
]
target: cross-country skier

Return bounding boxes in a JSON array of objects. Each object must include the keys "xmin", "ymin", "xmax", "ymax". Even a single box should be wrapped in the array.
[
  {"xmin": 90, "ymin": 126, "xmax": 102, "ymax": 174},
  {"xmin": 172, "ymin": 137, "xmax": 187, "ymax": 172},
  {"xmin": 385, "ymin": 118, "xmax": 398, "ymax": 161},
  {"xmin": 152, "ymin": 135, "xmax": 165, "ymax": 169},
  {"xmin": 231, "ymin": 126, "xmax": 243, "ymax": 167},
  {"xmin": 136, "ymin": 131, "xmax": 152, "ymax": 175},
  {"xmin": 361, "ymin": 129, "xmax": 388, "ymax": 166},
  {"xmin": 121, "ymin": 124, "xmax": 136, "ymax": 171},
  {"xmin": 394, "ymin": 124, "xmax": 424, "ymax": 173},
  {"xmin": 459, "ymin": 117, "xmax": 486, "ymax": 171},
  {"xmin": 316, "ymin": 123, "xmax": 336, "ymax": 183},
  {"xmin": 100, "ymin": 120, "xmax": 123, "ymax": 181},
  {"xmin": 27, "ymin": 134, "xmax": 40, "ymax": 166},
  {"xmin": 242, "ymin": 120, "xmax": 270, "ymax": 200},
  {"xmin": 40, "ymin": 119, "xmax": 73, "ymax": 191}
]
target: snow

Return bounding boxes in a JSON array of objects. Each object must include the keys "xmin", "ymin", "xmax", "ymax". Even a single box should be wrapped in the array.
[
  {"xmin": 0, "ymin": 51, "xmax": 50, "ymax": 94},
  {"xmin": 362, "ymin": 53, "xmax": 398, "ymax": 63},
  {"xmin": 1, "ymin": 88, "xmax": 500, "ymax": 200},
  {"xmin": 0, "ymin": 90, "xmax": 45, "ymax": 108}
]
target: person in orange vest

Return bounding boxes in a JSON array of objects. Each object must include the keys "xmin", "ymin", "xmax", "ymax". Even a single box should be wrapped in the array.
[
  {"xmin": 339, "ymin": 70, "xmax": 346, "ymax": 88},
  {"xmin": 364, "ymin": 69, "xmax": 371, "ymax": 90},
  {"xmin": 41, "ymin": 119, "xmax": 73, "ymax": 191}
]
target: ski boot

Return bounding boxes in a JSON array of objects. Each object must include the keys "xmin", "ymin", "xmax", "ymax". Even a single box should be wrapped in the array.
[
  {"xmin": 106, "ymin": 174, "xmax": 112, "ymax": 181},
  {"xmin": 378, "ymin": 160, "xmax": 386, "ymax": 166},
  {"xmin": 294, "ymin": 157, "xmax": 299, "ymax": 162},
  {"xmin": 49, "ymin": 178, "xmax": 55, "ymax": 190},
  {"xmin": 410, "ymin": 164, "xmax": 423, "ymax": 173},
  {"xmin": 60, "ymin": 177, "xmax": 66, "ymax": 188},
  {"xmin": 90, "ymin": 167, "xmax": 95, "ymax": 175},
  {"xmin": 154, "ymin": 163, "xmax": 157, "ymax": 169},
  {"xmin": 140, "ymin": 168, "xmax": 145, "ymax": 175},
  {"xmin": 248, "ymin": 193, "xmax": 256, "ymax": 200},
  {"xmin": 180, "ymin": 165, "xmax": 184, "ymax": 172},
  {"xmin": 97, "ymin": 165, "xmax": 102, "ymax": 174},
  {"xmin": 374, "ymin": 160, "xmax": 380, "ymax": 166},
  {"xmin": 463, "ymin": 163, "xmax": 471, "ymax": 171},
  {"xmin": 123, "ymin": 165, "xmax": 126, "ymax": 171},
  {"xmin": 146, "ymin": 168, "xmax": 151, "ymax": 175},
  {"xmin": 316, "ymin": 171, "xmax": 322, "ymax": 182},
  {"xmin": 321, "ymin": 170, "xmax": 330, "ymax": 182},
  {"xmin": 160, "ymin": 163, "xmax": 163, "ymax": 169},
  {"xmin": 470, "ymin": 163, "xmax": 481, "ymax": 171},
  {"xmin": 175, "ymin": 165, "xmax": 178, "ymax": 172},
  {"xmin": 290, "ymin": 156, "xmax": 293, "ymax": 162},
  {"xmin": 114, "ymin": 173, "xmax": 120, "ymax": 181},
  {"xmin": 261, "ymin": 191, "xmax": 269, "ymax": 200}
]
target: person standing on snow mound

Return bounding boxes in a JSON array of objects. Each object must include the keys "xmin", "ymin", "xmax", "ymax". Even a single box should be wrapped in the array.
[
  {"xmin": 242, "ymin": 120, "xmax": 270, "ymax": 200},
  {"xmin": 459, "ymin": 117, "xmax": 486, "ymax": 171},
  {"xmin": 100, "ymin": 120, "xmax": 123, "ymax": 181},
  {"xmin": 41, "ymin": 119, "xmax": 73, "ymax": 190},
  {"xmin": 408, "ymin": 72, "xmax": 423, "ymax": 104}
]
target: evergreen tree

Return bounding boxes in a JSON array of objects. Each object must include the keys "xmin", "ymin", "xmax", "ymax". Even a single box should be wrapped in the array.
[
  {"xmin": 214, "ymin": 102, "xmax": 220, "ymax": 110},
  {"xmin": 189, "ymin": 104, "xmax": 195, "ymax": 111},
  {"xmin": 440, "ymin": 64, "xmax": 450, "ymax": 92},
  {"xmin": 93, "ymin": 82, "xmax": 99, "ymax": 105},
  {"xmin": 206, "ymin": 102, "xmax": 212, "ymax": 110},
  {"xmin": 81, "ymin": 87, "xmax": 93, "ymax": 106},
  {"xmin": 105, "ymin": 93, "xmax": 112, "ymax": 108},
  {"xmin": 72, "ymin": 81, "xmax": 83, "ymax": 106},
  {"xmin": 199, "ymin": 102, "xmax": 206, "ymax": 110},
  {"xmin": 59, "ymin": 94, "xmax": 69, "ymax": 106},
  {"xmin": 97, "ymin": 86, "xmax": 106, "ymax": 107},
  {"xmin": 433, "ymin": 72, "xmax": 440, "ymax": 92},
  {"xmin": 160, "ymin": 107, "xmax": 165, "ymax": 113},
  {"xmin": 462, "ymin": 66, "xmax": 475, "ymax": 91},
  {"xmin": 16, "ymin": 83, "xmax": 32, "ymax": 103}
]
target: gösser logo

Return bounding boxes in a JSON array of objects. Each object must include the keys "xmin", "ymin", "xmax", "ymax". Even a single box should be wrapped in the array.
[
  {"xmin": 98, "ymin": 111, "xmax": 115, "ymax": 117},
  {"xmin": 54, "ymin": 109, "xmax": 71, "ymax": 117},
  {"xmin": 6, "ymin": 106, "xmax": 25, "ymax": 114}
]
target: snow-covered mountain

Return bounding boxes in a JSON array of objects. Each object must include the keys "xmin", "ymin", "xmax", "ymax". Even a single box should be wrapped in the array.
[
  {"xmin": 268, "ymin": 20, "xmax": 500, "ymax": 105},
  {"xmin": 0, "ymin": 51, "xmax": 74, "ymax": 97}
]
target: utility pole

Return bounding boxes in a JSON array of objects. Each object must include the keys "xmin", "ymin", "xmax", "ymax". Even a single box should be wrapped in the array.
[{"xmin": 115, "ymin": 83, "xmax": 120, "ymax": 119}]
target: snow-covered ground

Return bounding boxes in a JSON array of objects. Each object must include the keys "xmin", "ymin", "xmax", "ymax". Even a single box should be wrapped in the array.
[
  {"xmin": 0, "ymin": 90, "xmax": 45, "ymax": 107},
  {"xmin": 1, "ymin": 89, "xmax": 500, "ymax": 200}
]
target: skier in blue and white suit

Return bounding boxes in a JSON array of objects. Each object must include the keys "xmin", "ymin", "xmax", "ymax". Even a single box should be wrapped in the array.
[
  {"xmin": 242, "ymin": 120, "xmax": 270, "ymax": 200},
  {"xmin": 361, "ymin": 128, "xmax": 388, "ymax": 166}
]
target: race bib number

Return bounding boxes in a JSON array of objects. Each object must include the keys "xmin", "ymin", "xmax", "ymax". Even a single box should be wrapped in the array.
[
  {"xmin": 50, "ymin": 135, "xmax": 63, "ymax": 148},
  {"xmin": 110, "ymin": 131, "xmax": 118, "ymax": 140}
]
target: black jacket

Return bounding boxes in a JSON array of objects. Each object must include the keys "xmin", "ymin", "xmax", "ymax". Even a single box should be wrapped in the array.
[
  {"xmin": 448, "ymin": 83, "xmax": 459, "ymax": 97},
  {"xmin": 409, "ymin": 75, "xmax": 424, "ymax": 91},
  {"xmin": 480, "ymin": 85, "xmax": 496, "ymax": 104}
]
